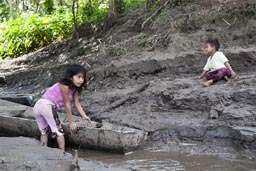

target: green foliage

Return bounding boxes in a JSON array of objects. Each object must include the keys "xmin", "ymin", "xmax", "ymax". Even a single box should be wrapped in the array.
[
  {"xmin": 0, "ymin": 2, "xmax": 9, "ymax": 21},
  {"xmin": 78, "ymin": 0, "xmax": 108, "ymax": 22},
  {"xmin": 0, "ymin": 0, "xmax": 109, "ymax": 60},
  {"xmin": 0, "ymin": 0, "xmax": 147, "ymax": 60},
  {"xmin": 123, "ymin": 0, "xmax": 146, "ymax": 12},
  {"xmin": 44, "ymin": 0, "xmax": 54, "ymax": 14},
  {"xmin": 114, "ymin": 0, "xmax": 125, "ymax": 14},
  {"xmin": 0, "ymin": 13, "xmax": 73, "ymax": 59},
  {"xmin": 160, "ymin": 7, "xmax": 171, "ymax": 20}
]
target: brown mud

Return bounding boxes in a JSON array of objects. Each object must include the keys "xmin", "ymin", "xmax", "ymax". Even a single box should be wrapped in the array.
[{"xmin": 0, "ymin": 0, "xmax": 256, "ymax": 170}]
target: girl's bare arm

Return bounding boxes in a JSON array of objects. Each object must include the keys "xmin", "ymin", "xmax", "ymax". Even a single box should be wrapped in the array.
[
  {"xmin": 60, "ymin": 84, "xmax": 73, "ymax": 123},
  {"xmin": 73, "ymin": 92, "xmax": 91, "ymax": 121}
]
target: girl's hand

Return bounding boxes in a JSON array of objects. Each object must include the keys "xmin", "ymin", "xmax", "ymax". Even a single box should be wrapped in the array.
[
  {"xmin": 82, "ymin": 116, "xmax": 92, "ymax": 127},
  {"xmin": 69, "ymin": 122, "xmax": 78, "ymax": 133}
]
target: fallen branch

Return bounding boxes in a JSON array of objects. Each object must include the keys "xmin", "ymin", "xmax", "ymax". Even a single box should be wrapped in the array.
[
  {"xmin": 101, "ymin": 82, "xmax": 150, "ymax": 112},
  {"xmin": 91, "ymin": 83, "xmax": 150, "ymax": 121},
  {"xmin": 222, "ymin": 16, "xmax": 237, "ymax": 28},
  {"xmin": 86, "ymin": 76, "xmax": 94, "ymax": 86},
  {"xmin": 222, "ymin": 18, "xmax": 231, "ymax": 26}
]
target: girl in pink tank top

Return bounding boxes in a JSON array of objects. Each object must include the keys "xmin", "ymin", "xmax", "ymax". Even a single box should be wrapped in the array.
[{"xmin": 33, "ymin": 64, "xmax": 91, "ymax": 151}]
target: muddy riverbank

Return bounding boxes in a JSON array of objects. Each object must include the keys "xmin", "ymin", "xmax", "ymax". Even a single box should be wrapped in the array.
[{"xmin": 0, "ymin": 0, "xmax": 256, "ymax": 170}]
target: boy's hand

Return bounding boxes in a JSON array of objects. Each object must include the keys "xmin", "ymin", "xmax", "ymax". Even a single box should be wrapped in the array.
[
  {"xmin": 70, "ymin": 122, "xmax": 78, "ymax": 133},
  {"xmin": 82, "ymin": 116, "xmax": 92, "ymax": 127},
  {"xmin": 231, "ymin": 71, "xmax": 237, "ymax": 78}
]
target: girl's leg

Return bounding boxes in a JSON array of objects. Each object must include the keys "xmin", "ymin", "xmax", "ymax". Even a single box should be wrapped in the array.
[
  {"xmin": 33, "ymin": 103, "xmax": 50, "ymax": 145},
  {"xmin": 40, "ymin": 127, "xmax": 50, "ymax": 146},
  {"xmin": 57, "ymin": 135, "xmax": 65, "ymax": 151},
  {"xmin": 40, "ymin": 105, "xmax": 65, "ymax": 151}
]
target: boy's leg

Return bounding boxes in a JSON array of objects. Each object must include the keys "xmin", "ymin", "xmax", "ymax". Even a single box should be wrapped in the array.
[
  {"xmin": 216, "ymin": 68, "xmax": 231, "ymax": 80},
  {"xmin": 204, "ymin": 71, "xmax": 216, "ymax": 86},
  {"xmin": 205, "ymin": 71, "xmax": 215, "ymax": 80},
  {"xmin": 224, "ymin": 76, "xmax": 229, "ymax": 81},
  {"xmin": 203, "ymin": 80, "xmax": 214, "ymax": 87},
  {"xmin": 203, "ymin": 68, "xmax": 229, "ymax": 86}
]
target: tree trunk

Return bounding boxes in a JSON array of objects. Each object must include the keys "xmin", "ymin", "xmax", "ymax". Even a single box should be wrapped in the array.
[
  {"xmin": 108, "ymin": 0, "xmax": 116, "ymax": 18},
  {"xmin": 72, "ymin": 0, "xmax": 79, "ymax": 38}
]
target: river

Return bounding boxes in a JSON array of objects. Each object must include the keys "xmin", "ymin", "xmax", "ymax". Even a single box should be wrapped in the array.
[{"xmin": 67, "ymin": 148, "xmax": 256, "ymax": 171}]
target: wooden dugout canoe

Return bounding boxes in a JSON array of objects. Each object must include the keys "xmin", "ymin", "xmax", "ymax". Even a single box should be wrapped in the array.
[{"xmin": 0, "ymin": 99, "xmax": 148, "ymax": 154}]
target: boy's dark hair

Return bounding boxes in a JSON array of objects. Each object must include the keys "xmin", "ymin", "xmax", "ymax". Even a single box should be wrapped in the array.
[
  {"xmin": 60, "ymin": 64, "xmax": 87, "ymax": 93},
  {"xmin": 206, "ymin": 39, "xmax": 220, "ymax": 51}
]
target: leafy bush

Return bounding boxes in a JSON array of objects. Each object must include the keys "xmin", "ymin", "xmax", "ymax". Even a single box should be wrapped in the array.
[
  {"xmin": 0, "ymin": 0, "xmax": 147, "ymax": 60},
  {"xmin": 0, "ymin": 13, "xmax": 73, "ymax": 59},
  {"xmin": 78, "ymin": 0, "xmax": 108, "ymax": 22}
]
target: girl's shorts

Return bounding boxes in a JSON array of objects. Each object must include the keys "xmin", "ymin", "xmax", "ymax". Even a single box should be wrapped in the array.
[{"xmin": 33, "ymin": 99, "xmax": 64, "ymax": 138}]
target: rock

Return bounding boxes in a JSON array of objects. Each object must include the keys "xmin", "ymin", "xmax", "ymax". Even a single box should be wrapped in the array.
[
  {"xmin": 0, "ymin": 137, "xmax": 132, "ymax": 171},
  {"xmin": 209, "ymin": 109, "xmax": 218, "ymax": 119},
  {"xmin": 0, "ymin": 137, "xmax": 72, "ymax": 171},
  {"xmin": 220, "ymin": 104, "xmax": 253, "ymax": 120},
  {"xmin": 233, "ymin": 127, "xmax": 256, "ymax": 143}
]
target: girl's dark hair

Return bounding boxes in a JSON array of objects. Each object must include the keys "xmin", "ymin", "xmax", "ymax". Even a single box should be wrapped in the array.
[
  {"xmin": 60, "ymin": 64, "xmax": 87, "ymax": 93},
  {"xmin": 206, "ymin": 39, "xmax": 220, "ymax": 51}
]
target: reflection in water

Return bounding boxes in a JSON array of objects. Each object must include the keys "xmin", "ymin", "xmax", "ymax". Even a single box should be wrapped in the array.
[{"xmin": 67, "ymin": 148, "xmax": 256, "ymax": 171}]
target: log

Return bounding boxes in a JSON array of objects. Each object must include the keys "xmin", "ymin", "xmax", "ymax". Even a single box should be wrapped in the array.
[
  {"xmin": 0, "ymin": 114, "xmax": 147, "ymax": 154},
  {"xmin": 100, "ymin": 82, "xmax": 150, "ymax": 113},
  {"xmin": 0, "ymin": 106, "xmax": 28, "ymax": 110},
  {"xmin": 0, "ymin": 99, "xmax": 29, "ymax": 117}
]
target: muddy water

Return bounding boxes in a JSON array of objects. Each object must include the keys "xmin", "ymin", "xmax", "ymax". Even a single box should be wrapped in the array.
[{"xmin": 68, "ymin": 148, "xmax": 256, "ymax": 171}]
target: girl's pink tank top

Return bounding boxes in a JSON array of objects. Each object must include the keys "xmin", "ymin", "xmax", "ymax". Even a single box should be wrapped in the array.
[{"xmin": 42, "ymin": 83, "xmax": 76, "ymax": 111}]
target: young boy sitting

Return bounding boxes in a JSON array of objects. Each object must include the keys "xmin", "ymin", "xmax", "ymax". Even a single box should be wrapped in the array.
[{"xmin": 197, "ymin": 39, "xmax": 237, "ymax": 87}]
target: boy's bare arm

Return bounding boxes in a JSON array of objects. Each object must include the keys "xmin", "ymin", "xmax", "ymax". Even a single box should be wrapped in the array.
[
  {"xmin": 224, "ymin": 62, "xmax": 237, "ymax": 78},
  {"xmin": 197, "ymin": 70, "xmax": 207, "ymax": 79}
]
